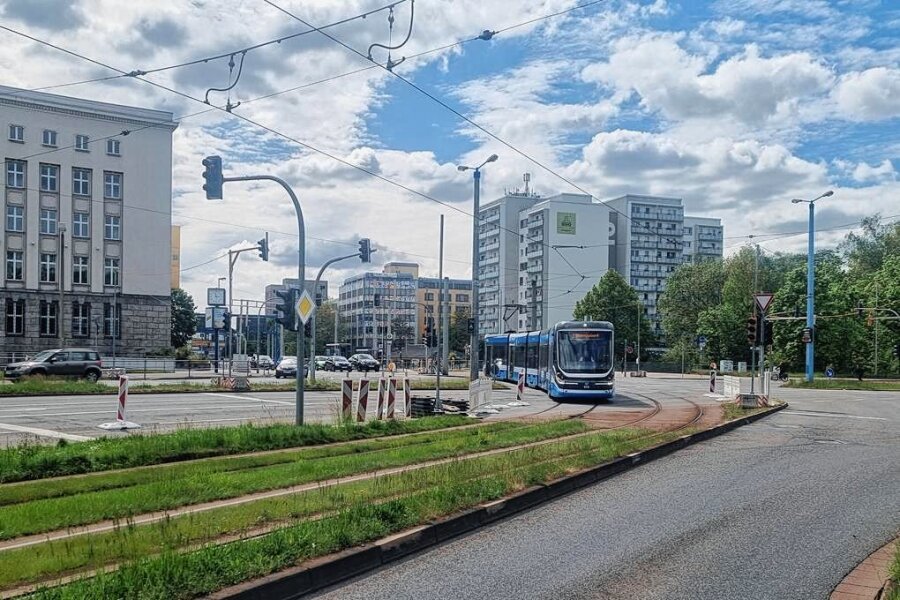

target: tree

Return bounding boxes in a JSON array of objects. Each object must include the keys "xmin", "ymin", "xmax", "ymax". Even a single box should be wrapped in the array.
[
  {"xmin": 170, "ymin": 288, "xmax": 197, "ymax": 349},
  {"xmin": 390, "ymin": 315, "xmax": 413, "ymax": 352},
  {"xmin": 450, "ymin": 307, "xmax": 471, "ymax": 354},
  {"xmin": 573, "ymin": 271, "xmax": 655, "ymax": 361},
  {"xmin": 658, "ymin": 260, "xmax": 724, "ymax": 363}
]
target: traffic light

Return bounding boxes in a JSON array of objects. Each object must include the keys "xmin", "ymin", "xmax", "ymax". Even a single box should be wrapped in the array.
[
  {"xmin": 746, "ymin": 314, "xmax": 757, "ymax": 345},
  {"xmin": 274, "ymin": 288, "xmax": 298, "ymax": 332},
  {"xmin": 222, "ymin": 311, "xmax": 231, "ymax": 331},
  {"xmin": 201, "ymin": 155, "xmax": 223, "ymax": 200},
  {"xmin": 801, "ymin": 327, "xmax": 812, "ymax": 344},
  {"xmin": 304, "ymin": 320, "xmax": 312, "ymax": 337},
  {"xmin": 257, "ymin": 233, "xmax": 269, "ymax": 262},
  {"xmin": 358, "ymin": 238, "xmax": 372, "ymax": 263},
  {"xmin": 467, "ymin": 318, "xmax": 475, "ymax": 334},
  {"xmin": 373, "ymin": 294, "xmax": 381, "ymax": 307}
]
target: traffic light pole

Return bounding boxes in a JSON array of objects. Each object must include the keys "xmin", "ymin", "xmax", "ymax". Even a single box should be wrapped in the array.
[
  {"xmin": 222, "ymin": 174, "xmax": 307, "ymax": 426},
  {"xmin": 309, "ymin": 252, "xmax": 361, "ymax": 382}
]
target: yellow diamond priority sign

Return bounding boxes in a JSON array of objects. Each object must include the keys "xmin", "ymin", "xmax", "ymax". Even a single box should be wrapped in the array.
[{"xmin": 295, "ymin": 289, "xmax": 316, "ymax": 325}]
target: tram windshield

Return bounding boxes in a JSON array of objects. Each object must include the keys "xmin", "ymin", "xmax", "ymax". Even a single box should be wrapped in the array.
[{"xmin": 557, "ymin": 330, "xmax": 612, "ymax": 373}]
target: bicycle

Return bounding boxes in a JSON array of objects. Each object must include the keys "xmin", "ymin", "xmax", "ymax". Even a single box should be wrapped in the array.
[{"xmin": 770, "ymin": 367, "xmax": 789, "ymax": 382}]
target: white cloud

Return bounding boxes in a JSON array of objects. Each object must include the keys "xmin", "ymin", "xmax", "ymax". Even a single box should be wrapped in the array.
[
  {"xmin": 833, "ymin": 67, "xmax": 900, "ymax": 121},
  {"xmin": 852, "ymin": 159, "xmax": 897, "ymax": 183}
]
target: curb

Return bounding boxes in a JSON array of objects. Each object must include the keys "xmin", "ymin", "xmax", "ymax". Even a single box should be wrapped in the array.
[{"xmin": 209, "ymin": 402, "xmax": 787, "ymax": 600}]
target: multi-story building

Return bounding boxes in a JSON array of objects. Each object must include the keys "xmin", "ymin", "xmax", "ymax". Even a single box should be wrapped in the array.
[
  {"xmin": 264, "ymin": 278, "xmax": 328, "ymax": 316},
  {"xmin": 1, "ymin": 85, "xmax": 177, "ymax": 355},
  {"xmin": 416, "ymin": 276, "xmax": 472, "ymax": 340},
  {"xmin": 682, "ymin": 216, "xmax": 724, "ymax": 264},
  {"xmin": 338, "ymin": 267, "xmax": 416, "ymax": 355}
]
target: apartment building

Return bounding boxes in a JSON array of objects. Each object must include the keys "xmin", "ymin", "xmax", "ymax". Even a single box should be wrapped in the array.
[
  {"xmin": 1, "ymin": 85, "xmax": 177, "ymax": 355},
  {"xmin": 682, "ymin": 216, "xmax": 724, "ymax": 264}
]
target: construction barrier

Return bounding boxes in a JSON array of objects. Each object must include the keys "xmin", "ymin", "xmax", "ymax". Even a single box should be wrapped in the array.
[
  {"xmin": 517, "ymin": 372, "xmax": 525, "ymax": 403},
  {"xmin": 357, "ymin": 379, "xmax": 370, "ymax": 422},
  {"xmin": 404, "ymin": 378, "xmax": 411, "ymax": 417},
  {"xmin": 709, "ymin": 370, "xmax": 716, "ymax": 393},
  {"xmin": 387, "ymin": 377, "xmax": 397, "ymax": 420},
  {"xmin": 376, "ymin": 379, "xmax": 386, "ymax": 420},
  {"xmin": 341, "ymin": 379, "xmax": 353, "ymax": 421},
  {"xmin": 97, "ymin": 375, "xmax": 141, "ymax": 430},
  {"xmin": 723, "ymin": 375, "xmax": 740, "ymax": 401}
]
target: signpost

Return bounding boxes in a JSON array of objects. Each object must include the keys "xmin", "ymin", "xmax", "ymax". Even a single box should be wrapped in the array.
[
  {"xmin": 296, "ymin": 289, "xmax": 315, "ymax": 325},
  {"xmin": 753, "ymin": 293, "xmax": 774, "ymax": 398}
]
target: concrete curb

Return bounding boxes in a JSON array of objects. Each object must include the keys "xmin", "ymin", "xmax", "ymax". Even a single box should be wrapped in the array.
[{"xmin": 210, "ymin": 403, "xmax": 788, "ymax": 600}]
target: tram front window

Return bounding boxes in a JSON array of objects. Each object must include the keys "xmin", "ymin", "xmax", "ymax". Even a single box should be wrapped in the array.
[{"xmin": 557, "ymin": 331, "xmax": 612, "ymax": 373}]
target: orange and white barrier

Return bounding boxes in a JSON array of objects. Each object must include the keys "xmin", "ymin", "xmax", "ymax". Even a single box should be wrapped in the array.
[
  {"xmin": 341, "ymin": 379, "xmax": 353, "ymax": 421},
  {"xmin": 404, "ymin": 378, "xmax": 412, "ymax": 417},
  {"xmin": 98, "ymin": 375, "xmax": 141, "ymax": 430},
  {"xmin": 357, "ymin": 379, "xmax": 370, "ymax": 422},
  {"xmin": 387, "ymin": 377, "xmax": 397, "ymax": 420}
]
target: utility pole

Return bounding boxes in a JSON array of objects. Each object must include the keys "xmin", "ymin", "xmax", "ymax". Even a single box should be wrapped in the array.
[
  {"xmin": 442, "ymin": 276, "xmax": 450, "ymax": 375},
  {"xmin": 58, "ymin": 224, "xmax": 66, "ymax": 346},
  {"xmin": 436, "ymin": 215, "xmax": 444, "ymax": 411},
  {"xmin": 636, "ymin": 301, "xmax": 641, "ymax": 370},
  {"xmin": 874, "ymin": 282, "xmax": 879, "ymax": 376},
  {"xmin": 752, "ymin": 244, "xmax": 760, "ymax": 394}
]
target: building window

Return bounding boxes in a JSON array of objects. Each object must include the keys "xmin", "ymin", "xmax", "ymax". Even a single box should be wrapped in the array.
[
  {"xmin": 456, "ymin": 294, "xmax": 469, "ymax": 303},
  {"xmin": 40, "ymin": 164, "xmax": 59, "ymax": 192},
  {"xmin": 6, "ymin": 205, "xmax": 23, "ymax": 232},
  {"xmin": 73, "ymin": 211, "xmax": 90, "ymax": 238},
  {"xmin": 42, "ymin": 129, "xmax": 57, "ymax": 147},
  {"xmin": 72, "ymin": 302, "xmax": 90, "ymax": 337},
  {"xmin": 72, "ymin": 168, "xmax": 91, "ymax": 196},
  {"xmin": 75, "ymin": 134, "xmax": 90, "ymax": 151},
  {"xmin": 104, "ymin": 215, "xmax": 121, "ymax": 240},
  {"xmin": 40, "ymin": 253, "xmax": 57, "ymax": 282},
  {"xmin": 106, "ymin": 139, "xmax": 121, "ymax": 156},
  {"xmin": 8, "ymin": 125, "xmax": 24, "ymax": 142},
  {"xmin": 424, "ymin": 292, "xmax": 434, "ymax": 301},
  {"xmin": 104, "ymin": 303, "xmax": 121, "ymax": 338},
  {"xmin": 40, "ymin": 209, "xmax": 58, "ymax": 234},
  {"xmin": 6, "ymin": 159, "xmax": 25, "ymax": 188},
  {"xmin": 104, "ymin": 172, "xmax": 122, "ymax": 199},
  {"xmin": 39, "ymin": 301, "xmax": 59, "ymax": 336},
  {"xmin": 6, "ymin": 250, "xmax": 23, "ymax": 281},
  {"xmin": 73, "ymin": 255, "xmax": 89, "ymax": 284},
  {"xmin": 104, "ymin": 257, "xmax": 120, "ymax": 286},
  {"xmin": 5, "ymin": 299, "xmax": 25, "ymax": 335}
]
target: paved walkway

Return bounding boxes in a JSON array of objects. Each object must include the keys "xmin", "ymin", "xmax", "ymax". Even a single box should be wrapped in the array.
[{"xmin": 831, "ymin": 538, "xmax": 896, "ymax": 600}]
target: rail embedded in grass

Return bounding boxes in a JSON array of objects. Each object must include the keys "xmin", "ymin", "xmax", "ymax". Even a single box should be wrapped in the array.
[
  {"xmin": 0, "ymin": 421, "xmax": 588, "ymax": 540},
  {"xmin": 0, "ymin": 416, "xmax": 475, "ymax": 484},
  {"xmin": 7, "ymin": 428, "xmax": 678, "ymax": 596}
]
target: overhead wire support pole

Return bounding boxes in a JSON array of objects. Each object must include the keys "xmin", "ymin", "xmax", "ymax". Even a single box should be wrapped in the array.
[
  {"xmin": 309, "ymin": 251, "xmax": 361, "ymax": 382},
  {"xmin": 223, "ymin": 174, "xmax": 307, "ymax": 426}
]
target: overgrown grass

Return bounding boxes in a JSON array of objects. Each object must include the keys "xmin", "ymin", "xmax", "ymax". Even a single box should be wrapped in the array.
[
  {"xmin": 783, "ymin": 378, "xmax": 900, "ymax": 391},
  {"xmin": 0, "ymin": 421, "xmax": 587, "ymax": 539},
  {"xmin": 0, "ymin": 417, "xmax": 474, "ymax": 484},
  {"xmin": 889, "ymin": 543, "xmax": 900, "ymax": 600},
  {"xmin": 721, "ymin": 403, "xmax": 767, "ymax": 421},
  {"xmin": 20, "ymin": 428, "xmax": 684, "ymax": 598}
]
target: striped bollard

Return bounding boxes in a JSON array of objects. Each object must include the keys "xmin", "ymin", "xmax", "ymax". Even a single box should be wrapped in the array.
[
  {"xmin": 98, "ymin": 375, "xmax": 141, "ymax": 430},
  {"xmin": 709, "ymin": 370, "xmax": 716, "ymax": 393},
  {"xmin": 376, "ymin": 379, "xmax": 386, "ymax": 420},
  {"xmin": 404, "ymin": 378, "xmax": 412, "ymax": 418},
  {"xmin": 517, "ymin": 372, "xmax": 525, "ymax": 403},
  {"xmin": 341, "ymin": 379, "xmax": 353, "ymax": 422},
  {"xmin": 387, "ymin": 377, "xmax": 397, "ymax": 420},
  {"xmin": 357, "ymin": 379, "xmax": 370, "ymax": 422}
]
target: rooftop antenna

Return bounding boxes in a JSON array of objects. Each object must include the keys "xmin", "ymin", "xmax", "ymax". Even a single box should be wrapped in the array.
[{"xmin": 524, "ymin": 172, "xmax": 531, "ymax": 196}]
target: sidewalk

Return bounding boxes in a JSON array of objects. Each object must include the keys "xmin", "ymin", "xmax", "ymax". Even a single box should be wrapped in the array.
[{"xmin": 832, "ymin": 538, "xmax": 897, "ymax": 599}]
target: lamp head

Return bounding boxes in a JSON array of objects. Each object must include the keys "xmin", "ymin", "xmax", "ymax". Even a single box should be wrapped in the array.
[
  {"xmin": 457, "ymin": 165, "xmax": 469, "ymax": 172},
  {"xmin": 791, "ymin": 199, "xmax": 804, "ymax": 204},
  {"xmin": 822, "ymin": 190, "xmax": 834, "ymax": 197},
  {"xmin": 486, "ymin": 154, "xmax": 499, "ymax": 163}
]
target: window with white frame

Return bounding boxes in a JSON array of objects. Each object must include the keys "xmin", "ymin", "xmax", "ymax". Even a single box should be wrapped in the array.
[
  {"xmin": 73, "ymin": 255, "xmax": 89, "ymax": 284},
  {"xmin": 5, "ymin": 159, "xmax": 25, "ymax": 188},
  {"xmin": 40, "ymin": 253, "xmax": 57, "ymax": 283},
  {"xmin": 106, "ymin": 139, "xmax": 121, "ymax": 156},
  {"xmin": 104, "ymin": 215, "xmax": 121, "ymax": 240},
  {"xmin": 104, "ymin": 172, "xmax": 122, "ymax": 199},
  {"xmin": 5, "ymin": 299, "xmax": 25, "ymax": 336},
  {"xmin": 72, "ymin": 302, "xmax": 90, "ymax": 337},
  {"xmin": 40, "ymin": 209, "xmax": 57, "ymax": 234},
  {"xmin": 42, "ymin": 130, "xmax": 57, "ymax": 147},
  {"xmin": 6, "ymin": 205, "xmax": 23, "ymax": 232},
  {"xmin": 73, "ymin": 211, "xmax": 90, "ymax": 238},
  {"xmin": 8, "ymin": 125, "xmax": 24, "ymax": 142},
  {"xmin": 75, "ymin": 134, "xmax": 89, "ymax": 151},
  {"xmin": 104, "ymin": 257, "xmax": 119, "ymax": 286},
  {"xmin": 39, "ymin": 301, "xmax": 58, "ymax": 336},
  {"xmin": 104, "ymin": 302, "xmax": 121, "ymax": 337},
  {"xmin": 39, "ymin": 164, "xmax": 59, "ymax": 192},
  {"xmin": 72, "ymin": 168, "xmax": 91, "ymax": 196},
  {"xmin": 6, "ymin": 250, "xmax": 23, "ymax": 281}
]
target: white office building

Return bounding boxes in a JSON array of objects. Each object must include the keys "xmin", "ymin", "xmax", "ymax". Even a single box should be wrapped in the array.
[
  {"xmin": 1, "ymin": 85, "xmax": 177, "ymax": 355},
  {"xmin": 682, "ymin": 216, "xmax": 724, "ymax": 264}
]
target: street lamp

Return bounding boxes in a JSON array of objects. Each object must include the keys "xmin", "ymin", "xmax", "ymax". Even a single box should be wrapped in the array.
[
  {"xmin": 458, "ymin": 153, "xmax": 498, "ymax": 381},
  {"xmin": 791, "ymin": 190, "xmax": 833, "ymax": 382}
]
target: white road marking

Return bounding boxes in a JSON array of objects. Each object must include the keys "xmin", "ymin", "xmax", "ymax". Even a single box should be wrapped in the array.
[
  {"xmin": 782, "ymin": 410, "xmax": 887, "ymax": 421},
  {"xmin": 203, "ymin": 392, "xmax": 294, "ymax": 406},
  {"xmin": 0, "ymin": 422, "xmax": 93, "ymax": 441}
]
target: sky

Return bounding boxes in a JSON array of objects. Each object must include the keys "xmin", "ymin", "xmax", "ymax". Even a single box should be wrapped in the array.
[{"xmin": 1, "ymin": 0, "xmax": 897, "ymax": 307}]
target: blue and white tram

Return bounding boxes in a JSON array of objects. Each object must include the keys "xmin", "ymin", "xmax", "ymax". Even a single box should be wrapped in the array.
[{"xmin": 483, "ymin": 321, "xmax": 615, "ymax": 400}]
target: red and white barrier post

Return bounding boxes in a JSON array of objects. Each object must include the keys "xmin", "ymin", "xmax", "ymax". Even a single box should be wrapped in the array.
[
  {"xmin": 341, "ymin": 379, "xmax": 353, "ymax": 422},
  {"xmin": 387, "ymin": 378, "xmax": 397, "ymax": 420},
  {"xmin": 517, "ymin": 372, "xmax": 526, "ymax": 403},
  {"xmin": 404, "ymin": 378, "xmax": 411, "ymax": 418},
  {"xmin": 376, "ymin": 379, "xmax": 386, "ymax": 420},
  {"xmin": 98, "ymin": 375, "xmax": 141, "ymax": 430},
  {"xmin": 357, "ymin": 379, "xmax": 370, "ymax": 422},
  {"xmin": 709, "ymin": 369, "xmax": 716, "ymax": 393}
]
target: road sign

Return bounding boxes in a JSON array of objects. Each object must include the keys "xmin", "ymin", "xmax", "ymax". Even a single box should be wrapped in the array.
[
  {"xmin": 386, "ymin": 333, "xmax": 394, "ymax": 341},
  {"xmin": 295, "ymin": 289, "xmax": 316, "ymax": 325},
  {"xmin": 754, "ymin": 293, "xmax": 774, "ymax": 313},
  {"xmin": 697, "ymin": 335, "xmax": 707, "ymax": 350},
  {"xmin": 825, "ymin": 367, "xmax": 835, "ymax": 378},
  {"xmin": 625, "ymin": 345, "xmax": 634, "ymax": 354}
]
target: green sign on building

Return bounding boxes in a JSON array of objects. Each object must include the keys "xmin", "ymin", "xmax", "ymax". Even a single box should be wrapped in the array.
[{"xmin": 557, "ymin": 212, "xmax": 576, "ymax": 235}]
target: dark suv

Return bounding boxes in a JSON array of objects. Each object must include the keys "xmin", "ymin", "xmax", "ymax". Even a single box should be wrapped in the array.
[
  {"xmin": 5, "ymin": 349, "xmax": 103, "ymax": 382},
  {"xmin": 349, "ymin": 353, "xmax": 379, "ymax": 373},
  {"xmin": 324, "ymin": 356, "xmax": 352, "ymax": 372}
]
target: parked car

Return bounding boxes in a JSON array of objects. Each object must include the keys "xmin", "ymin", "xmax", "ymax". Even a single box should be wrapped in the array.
[
  {"xmin": 314, "ymin": 355, "xmax": 328, "ymax": 370},
  {"xmin": 274, "ymin": 358, "xmax": 308, "ymax": 379},
  {"xmin": 349, "ymin": 353, "xmax": 379, "ymax": 372},
  {"xmin": 256, "ymin": 355, "xmax": 275, "ymax": 369},
  {"xmin": 4, "ymin": 349, "xmax": 103, "ymax": 382},
  {"xmin": 325, "ymin": 355, "xmax": 352, "ymax": 372}
]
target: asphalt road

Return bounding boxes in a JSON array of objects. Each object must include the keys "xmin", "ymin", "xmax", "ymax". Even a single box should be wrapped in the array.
[{"xmin": 309, "ymin": 388, "xmax": 900, "ymax": 600}]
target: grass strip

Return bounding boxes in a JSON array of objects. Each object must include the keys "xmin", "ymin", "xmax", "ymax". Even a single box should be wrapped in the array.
[
  {"xmin": 0, "ymin": 422, "xmax": 524, "ymax": 506},
  {"xmin": 22, "ymin": 428, "xmax": 685, "ymax": 599},
  {"xmin": 721, "ymin": 403, "xmax": 768, "ymax": 421},
  {"xmin": 0, "ymin": 416, "xmax": 475, "ymax": 484},
  {"xmin": 783, "ymin": 379, "xmax": 900, "ymax": 391},
  {"xmin": 889, "ymin": 543, "xmax": 900, "ymax": 600},
  {"xmin": 0, "ymin": 421, "xmax": 587, "ymax": 540}
]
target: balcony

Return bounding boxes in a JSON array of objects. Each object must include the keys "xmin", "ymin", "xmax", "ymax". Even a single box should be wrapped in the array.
[
  {"xmin": 479, "ymin": 241, "xmax": 499, "ymax": 252},
  {"xmin": 525, "ymin": 247, "xmax": 543, "ymax": 258},
  {"xmin": 481, "ymin": 254, "xmax": 499, "ymax": 266},
  {"xmin": 483, "ymin": 211, "xmax": 500, "ymax": 223}
]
